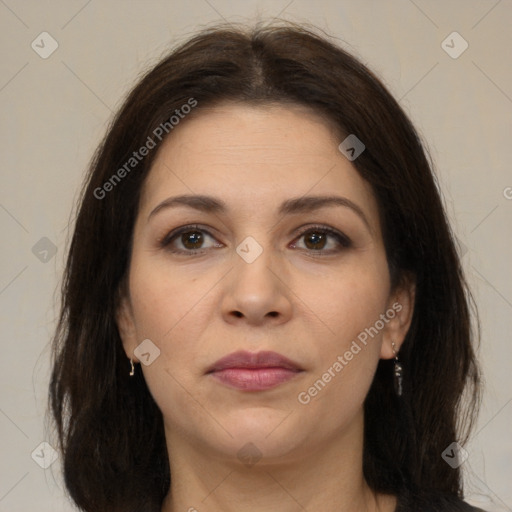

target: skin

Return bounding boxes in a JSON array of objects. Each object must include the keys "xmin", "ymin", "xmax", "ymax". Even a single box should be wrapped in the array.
[{"xmin": 116, "ymin": 102, "xmax": 415, "ymax": 512}]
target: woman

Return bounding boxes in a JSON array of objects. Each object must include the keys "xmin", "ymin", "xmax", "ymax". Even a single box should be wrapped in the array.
[{"xmin": 49, "ymin": 21, "xmax": 484, "ymax": 512}]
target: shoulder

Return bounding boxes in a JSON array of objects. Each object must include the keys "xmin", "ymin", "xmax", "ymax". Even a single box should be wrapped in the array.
[{"xmin": 395, "ymin": 490, "xmax": 488, "ymax": 512}]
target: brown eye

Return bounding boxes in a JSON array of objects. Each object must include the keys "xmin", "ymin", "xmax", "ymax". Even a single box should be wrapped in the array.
[
  {"xmin": 161, "ymin": 224, "xmax": 350, "ymax": 257},
  {"xmin": 180, "ymin": 230, "xmax": 204, "ymax": 250},
  {"xmin": 303, "ymin": 231, "xmax": 328, "ymax": 250},
  {"xmin": 292, "ymin": 226, "xmax": 351, "ymax": 255},
  {"xmin": 160, "ymin": 224, "xmax": 223, "ymax": 255}
]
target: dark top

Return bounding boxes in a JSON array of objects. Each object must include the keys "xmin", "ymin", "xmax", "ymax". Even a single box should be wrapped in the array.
[{"xmin": 395, "ymin": 490, "xmax": 487, "ymax": 512}]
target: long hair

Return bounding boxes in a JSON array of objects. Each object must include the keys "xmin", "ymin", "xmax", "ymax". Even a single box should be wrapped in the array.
[{"xmin": 49, "ymin": 21, "xmax": 481, "ymax": 511}]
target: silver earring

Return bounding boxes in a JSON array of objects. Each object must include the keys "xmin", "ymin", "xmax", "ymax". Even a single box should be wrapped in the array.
[
  {"xmin": 391, "ymin": 342, "xmax": 403, "ymax": 397},
  {"xmin": 129, "ymin": 358, "xmax": 135, "ymax": 377}
]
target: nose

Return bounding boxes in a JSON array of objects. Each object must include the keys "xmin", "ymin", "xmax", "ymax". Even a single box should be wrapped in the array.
[{"xmin": 221, "ymin": 244, "xmax": 293, "ymax": 327}]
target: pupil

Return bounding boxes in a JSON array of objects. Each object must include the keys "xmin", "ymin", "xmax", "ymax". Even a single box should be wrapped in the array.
[
  {"xmin": 183, "ymin": 231, "xmax": 203, "ymax": 249},
  {"xmin": 306, "ymin": 232, "xmax": 325, "ymax": 250}
]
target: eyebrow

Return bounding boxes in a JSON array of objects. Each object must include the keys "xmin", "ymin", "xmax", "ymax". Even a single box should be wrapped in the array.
[{"xmin": 147, "ymin": 194, "xmax": 372, "ymax": 232}]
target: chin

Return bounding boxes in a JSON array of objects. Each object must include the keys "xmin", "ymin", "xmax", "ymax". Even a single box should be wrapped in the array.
[
  {"xmin": 214, "ymin": 437, "xmax": 302, "ymax": 468},
  {"xmin": 226, "ymin": 407, "xmax": 291, "ymax": 435},
  {"xmin": 208, "ymin": 415, "xmax": 304, "ymax": 463}
]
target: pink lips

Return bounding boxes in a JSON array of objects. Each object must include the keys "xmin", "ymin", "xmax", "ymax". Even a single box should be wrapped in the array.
[{"xmin": 206, "ymin": 350, "xmax": 303, "ymax": 391}]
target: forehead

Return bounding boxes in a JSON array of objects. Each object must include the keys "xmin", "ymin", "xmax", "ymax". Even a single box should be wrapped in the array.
[{"xmin": 138, "ymin": 102, "xmax": 380, "ymax": 229}]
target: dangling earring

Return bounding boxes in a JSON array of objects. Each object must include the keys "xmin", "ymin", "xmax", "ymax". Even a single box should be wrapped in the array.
[
  {"xmin": 129, "ymin": 358, "xmax": 135, "ymax": 377},
  {"xmin": 391, "ymin": 342, "xmax": 403, "ymax": 396}
]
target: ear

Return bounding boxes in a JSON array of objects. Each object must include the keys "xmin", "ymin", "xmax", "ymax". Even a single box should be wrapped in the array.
[
  {"xmin": 115, "ymin": 287, "xmax": 140, "ymax": 363},
  {"xmin": 380, "ymin": 273, "xmax": 416, "ymax": 359}
]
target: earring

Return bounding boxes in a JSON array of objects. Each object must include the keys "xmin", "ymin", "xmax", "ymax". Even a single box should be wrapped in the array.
[
  {"xmin": 129, "ymin": 358, "xmax": 135, "ymax": 377},
  {"xmin": 391, "ymin": 342, "xmax": 403, "ymax": 397}
]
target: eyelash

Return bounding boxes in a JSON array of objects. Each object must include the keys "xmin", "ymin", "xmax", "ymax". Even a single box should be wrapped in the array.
[{"xmin": 159, "ymin": 224, "xmax": 352, "ymax": 257}]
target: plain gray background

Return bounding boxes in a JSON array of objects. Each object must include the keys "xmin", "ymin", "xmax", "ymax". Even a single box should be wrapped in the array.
[{"xmin": 0, "ymin": 1, "xmax": 511, "ymax": 511}]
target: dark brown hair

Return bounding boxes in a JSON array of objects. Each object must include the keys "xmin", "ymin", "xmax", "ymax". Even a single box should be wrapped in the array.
[{"xmin": 49, "ymin": 21, "xmax": 481, "ymax": 512}]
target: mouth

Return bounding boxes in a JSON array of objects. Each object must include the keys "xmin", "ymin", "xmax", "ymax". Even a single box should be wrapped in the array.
[{"xmin": 206, "ymin": 350, "xmax": 304, "ymax": 391}]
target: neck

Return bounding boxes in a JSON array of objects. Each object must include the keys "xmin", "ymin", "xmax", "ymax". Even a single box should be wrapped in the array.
[{"xmin": 160, "ymin": 410, "xmax": 396, "ymax": 512}]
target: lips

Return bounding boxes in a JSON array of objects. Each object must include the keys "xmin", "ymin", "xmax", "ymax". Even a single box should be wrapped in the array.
[
  {"xmin": 206, "ymin": 350, "xmax": 303, "ymax": 373},
  {"xmin": 206, "ymin": 350, "xmax": 304, "ymax": 391}
]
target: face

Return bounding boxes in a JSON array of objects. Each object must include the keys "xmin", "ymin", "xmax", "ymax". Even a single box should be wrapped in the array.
[{"xmin": 116, "ymin": 102, "xmax": 414, "ymax": 466}]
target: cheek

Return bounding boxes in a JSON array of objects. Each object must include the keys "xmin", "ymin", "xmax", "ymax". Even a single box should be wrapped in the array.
[
  {"xmin": 295, "ymin": 258, "xmax": 390, "ymax": 408},
  {"xmin": 128, "ymin": 254, "xmax": 206, "ymax": 342},
  {"xmin": 308, "ymin": 257, "xmax": 390, "ymax": 346},
  {"xmin": 126, "ymin": 254, "xmax": 221, "ymax": 411},
  {"xmin": 127, "ymin": 263, "xmax": 213, "ymax": 429}
]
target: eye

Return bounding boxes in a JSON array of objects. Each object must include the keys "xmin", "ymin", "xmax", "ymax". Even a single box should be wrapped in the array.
[
  {"xmin": 160, "ymin": 224, "xmax": 222, "ymax": 255},
  {"xmin": 290, "ymin": 225, "xmax": 352, "ymax": 255},
  {"xmin": 160, "ymin": 224, "xmax": 351, "ymax": 256}
]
